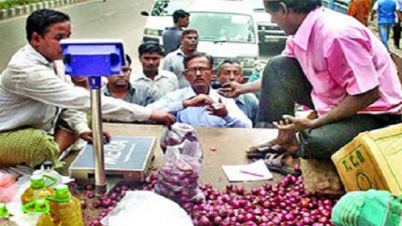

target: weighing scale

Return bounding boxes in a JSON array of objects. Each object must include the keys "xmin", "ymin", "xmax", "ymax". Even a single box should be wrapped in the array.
[{"xmin": 61, "ymin": 39, "xmax": 155, "ymax": 194}]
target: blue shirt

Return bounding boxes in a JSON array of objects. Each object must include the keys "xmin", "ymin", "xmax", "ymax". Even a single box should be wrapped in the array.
[
  {"xmin": 162, "ymin": 27, "xmax": 182, "ymax": 56},
  {"xmin": 148, "ymin": 87, "xmax": 252, "ymax": 128},
  {"xmin": 236, "ymin": 93, "xmax": 259, "ymax": 127},
  {"xmin": 374, "ymin": 0, "xmax": 399, "ymax": 24}
]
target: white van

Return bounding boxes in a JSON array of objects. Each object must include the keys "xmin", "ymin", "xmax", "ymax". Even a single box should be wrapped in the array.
[
  {"xmin": 187, "ymin": 0, "xmax": 259, "ymax": 77},
  {"xmin": 140, "ymin": 0, "xmax": 194, "ymax": 44}
]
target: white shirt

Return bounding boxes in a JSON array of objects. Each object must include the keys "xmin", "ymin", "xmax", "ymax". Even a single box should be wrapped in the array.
[
  {"xmin": 148, "ymin": 87, "xmax": 252, "ymax": 128},
  {"xmin": 0, "ymin": 44, "xmax": 152, "ymax": 134},
  {"xmin": 133, "ymin": 69, "xmax": 179, "ymax": 96},
  {"xmin": 162, "ymin": 48, "xmax": 189, "ymax": 89}
]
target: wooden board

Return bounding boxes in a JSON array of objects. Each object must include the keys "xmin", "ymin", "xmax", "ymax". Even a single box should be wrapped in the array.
[{"xmin": 100, "ymin": 123, "xmax": 281, "ymax": 190}]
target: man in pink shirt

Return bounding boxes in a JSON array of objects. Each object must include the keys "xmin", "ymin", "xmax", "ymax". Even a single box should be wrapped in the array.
[{"xmin": 219, "ymin": 0, "xmax": 402, "ymax": 160}]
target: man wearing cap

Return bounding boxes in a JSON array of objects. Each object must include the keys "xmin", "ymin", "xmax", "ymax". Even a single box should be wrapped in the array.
[
  {"xmin": 162, "ymin": 9, "xmax": 190, "ymax": 56},
  {"xmin": 218, "ymin": 0, "xmax": 402, "ymax": 161}
]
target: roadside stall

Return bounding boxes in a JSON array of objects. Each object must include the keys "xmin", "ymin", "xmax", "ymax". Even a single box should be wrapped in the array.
[{"xmin": 0, "ymin": 39, "xmax": 341, "ymax": 226}]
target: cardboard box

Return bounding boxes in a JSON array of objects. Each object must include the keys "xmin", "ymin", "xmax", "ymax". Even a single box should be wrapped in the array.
[{"xmin": 331, "ymin": 124, "xmax": 402, "ymax": 195}]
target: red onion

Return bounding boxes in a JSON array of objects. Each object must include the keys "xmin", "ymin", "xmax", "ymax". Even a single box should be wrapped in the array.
[
  {"xmin": 85, "ymin": 184, "xmax": 94, "ymax": 190},
  {"xmin": 91, "ymin": 219, "xmax": 101, "ymax": 226},
  {"xmin": 198, "ymin": 215, "xmax": 212, "ymax": 226},
  {"xmin": 68, "ymin": 182, "xmax": 78, "ymax": 190},
  {"xmin": 235, "ymin": 187, "xmax": 245, "ymax": 195},
  {"xmin": 101, "ymin": 198, "xmax": 112, "ymax": 208},
  {"xmin": 109, "ymin": 192, "xmax": 118, "ymax": 201},
  {"xmin": 86, "ymin": 192, "xmax": 95, "ymax": 199},
  {"xmin": 80, "ymin": 199, "xmax": 87, "ymax": 209},
  {"xmin": 92, "ymin": 200, "xmax": 101, "ymax": 209}
]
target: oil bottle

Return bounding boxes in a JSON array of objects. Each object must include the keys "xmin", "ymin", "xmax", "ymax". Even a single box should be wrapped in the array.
[
  {"xmin": 22, "ymin": 199, "xmax": 60, "ymax": 226},
  {"xmin": 47, "ymin": 184, "xmax": 84, "ymax": 226},
  {"xmin": 21, "ymin": 174, "xmax": 56, "ymax": 205}
]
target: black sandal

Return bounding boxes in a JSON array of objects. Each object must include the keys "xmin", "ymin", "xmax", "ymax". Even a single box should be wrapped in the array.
[
  {"xmin": 246, "ymin": 144, "xmax": 286, "ymax": 159},
  {"xmin": 263, "ymin": 153, "xmax": 301, "ymax": 176}
]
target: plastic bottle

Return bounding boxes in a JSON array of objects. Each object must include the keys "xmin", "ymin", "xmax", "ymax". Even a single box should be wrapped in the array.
[
  {"xmin": 0, "ymin": 203, "xmax": 10, "ymax": 217},
  {"xmin": 48, "ymin": 184, "xmax": 84, "ymax": 226},
  {"xmin": 21, "ymin": 174, "xmax": 56, "ymax": 205},
  {"xmin": 33, "ymin": 161, "xmax": 63, "ymax": 187},
  {"xmin": 22, "ymin": 199, "xmax": 60, "ymax": 226}
]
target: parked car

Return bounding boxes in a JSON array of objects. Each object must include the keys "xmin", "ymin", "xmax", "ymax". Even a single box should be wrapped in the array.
[
  {"xmin": 186, "ymin": 0, "xmax": 259, "ymax": 77},
  {"xmin": 140, "ymin": 0, "xmax": 194, "ymax": 44},
  {"xmin": 241, "ymin": 0, "xmax": 287, "ymax": 49}
]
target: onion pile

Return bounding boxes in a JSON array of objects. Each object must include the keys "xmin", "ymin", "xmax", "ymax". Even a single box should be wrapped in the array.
[
  {"xmin": 154, "ymin": 157, "xmax": 203, "ymax": 205},
  {"xmin": 71, "ymin": 172, "xmax": 338, "ymax": 226},
  {"xmin": 154, "ymin": 174, "xmax": 336, "ymax": 226},
  {"xmin": 67, "ymin": 182, "xmax": 130, "ymax": 226}
]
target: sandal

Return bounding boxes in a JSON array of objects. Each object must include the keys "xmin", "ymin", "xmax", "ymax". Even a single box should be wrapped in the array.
[
  {"xmin": 246, "ymin": 144, "xmax": 286, "ymax": 159},
  {"xmin": 263, "ymin": 153, "xmax": 301, "ymax": 176}
]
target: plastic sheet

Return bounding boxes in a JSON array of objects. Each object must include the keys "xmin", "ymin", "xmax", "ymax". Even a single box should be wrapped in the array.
[{"xmin": 101, "ymin": 191, "xmax": 193, "ymax": 226}]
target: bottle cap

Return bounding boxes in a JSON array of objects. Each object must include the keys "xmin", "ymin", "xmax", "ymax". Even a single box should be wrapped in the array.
[
  {"xmin": 43, "ymin": 161, "xmax": 53, "ymax": 170},
  {"xmin": 0, "ymin": 203, "xmax": 9, "ymax": 217},
  {"xmin": 53, "ymin": 184, "xmax": 71, "ymax": 203},
  {"xmin": 30, "ymin": 174, "xmax": 45, "ymax": 189}
]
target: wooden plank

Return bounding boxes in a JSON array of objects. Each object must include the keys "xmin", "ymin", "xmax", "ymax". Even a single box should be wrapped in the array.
[{"xmin": 100, "ymin": 123, "xmax": 282, "ymax": 191}]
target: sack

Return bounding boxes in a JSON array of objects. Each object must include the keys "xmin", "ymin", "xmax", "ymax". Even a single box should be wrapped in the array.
[
  {"xmin": 300, "ymin": 158, "xmax": 345, "ymax": 197},
  {"xmin": 332, "ymin": 189, "xmax": 402, "ymax": 226},
  {"xmin": 155, "ymin": 123, "xmax": 204, "ymax": 205}
]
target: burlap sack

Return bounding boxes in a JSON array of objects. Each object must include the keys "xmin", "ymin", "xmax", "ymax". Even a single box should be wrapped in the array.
[{"xmin": 300, "ymin": 158, "xmax": 345, "ymax": 197}]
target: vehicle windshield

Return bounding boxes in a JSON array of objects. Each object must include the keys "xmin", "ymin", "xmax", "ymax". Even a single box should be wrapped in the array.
[
  {"xmin": 151, "ymin": 0, "xmax": 193, "ymax": 16},
  {"xmin": 190, "ymin": 12, "xmax": 256, "ymax": 43},
  {"xmin": 242, "ymin": 0, "xmax": 265, "ymax": 10}
]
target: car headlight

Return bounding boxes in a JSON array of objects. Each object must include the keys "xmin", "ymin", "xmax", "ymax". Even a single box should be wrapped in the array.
[
  {"xmin": 144, "ymin": 28, "xmax": 161, "ymax": 36},
  {"xmin": 238, "ymin": 57, "xmax": 257, "ymax": 68}
]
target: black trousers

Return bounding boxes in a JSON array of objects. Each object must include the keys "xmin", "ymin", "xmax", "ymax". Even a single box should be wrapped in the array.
[
  {"xmin": 258, "ymin": 55, "xmax": 401, "ymax": 159},
  {"xmin": 393, "ymin": 19, "xmax": 401, "ymax": 48}
]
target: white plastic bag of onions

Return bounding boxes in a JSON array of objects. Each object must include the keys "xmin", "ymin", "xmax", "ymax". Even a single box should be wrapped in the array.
[{"xmin": 155, "ymin": 123, "xmax": 205, "ymax": 205}]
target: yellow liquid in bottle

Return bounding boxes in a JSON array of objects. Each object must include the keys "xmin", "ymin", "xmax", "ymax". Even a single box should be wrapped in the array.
[
  {"xmin": 36, "ymin": 212, "xmax": 60, "ymax": 226},
  {"xmin": 21, "ymin": 175, "xmax": 55, "ymax": 205},
  {"xmin": 21, "ymin": 187, "xmax": 54, "ymax": 206},
  {"xmin": 51, "ymin": 196, "xmax": 84, "ymax": 226}
]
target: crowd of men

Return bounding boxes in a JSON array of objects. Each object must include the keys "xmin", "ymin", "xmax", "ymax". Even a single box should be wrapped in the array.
[{"xmin": 1, "ymin": 0, "xmax": 402, "ymax": 174}]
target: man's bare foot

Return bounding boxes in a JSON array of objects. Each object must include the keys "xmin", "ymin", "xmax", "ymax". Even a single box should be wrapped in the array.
[
  {"xmin": 276, "ymin": 129, "xmax": 298, "ymax": 155},
  {"xmin": 248, "ymin": 140, "xmax": 276, "ymax": 154},
  {"xmin": 248, "ymin": 121, "xmax": 299, "ymax": 155}
]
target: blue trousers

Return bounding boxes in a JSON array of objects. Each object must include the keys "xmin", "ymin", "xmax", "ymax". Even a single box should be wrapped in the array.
[{"xmin": 378, "ymin": 23, "xmax": 393, "ymax": 50}]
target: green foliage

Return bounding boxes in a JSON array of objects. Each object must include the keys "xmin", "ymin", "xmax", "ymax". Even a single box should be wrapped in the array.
[{"xmin": 0, "ymin": 0, "xmax": 49, "ymax": 9}]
